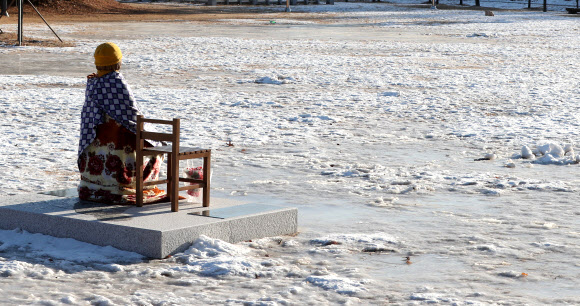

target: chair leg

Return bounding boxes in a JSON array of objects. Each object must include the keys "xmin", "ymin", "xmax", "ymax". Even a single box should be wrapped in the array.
[
  {"xmin": 166, "ymin": 154, "xmax": 171, "ymax": 203},
  {"xmin": 203, "ymin": 154, "xmax": 211, "ymax": 207},
  {"xmin": 171, "ymin": 154, "xmax": 180, "ymax": 212},
  {"xmin": 136, "ymin": 115, "xmax": 144, "ymax": 207},
  {"xmin": 166, "ymin": 155, "xmax": 174, "ymax": 212}
]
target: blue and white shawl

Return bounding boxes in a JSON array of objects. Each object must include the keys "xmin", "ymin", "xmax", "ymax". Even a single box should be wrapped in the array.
[{"xmin": 78, "ymin": 72, "xmax": 143, "ymax": 157}]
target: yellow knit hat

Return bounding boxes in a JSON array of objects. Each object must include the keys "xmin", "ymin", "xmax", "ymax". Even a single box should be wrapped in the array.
[{"xmin": 94, "ymin": 42, "xmax": 123, "ymax": 67}]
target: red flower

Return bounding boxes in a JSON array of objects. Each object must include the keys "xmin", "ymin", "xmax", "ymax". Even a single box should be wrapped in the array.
[
  {"xmin": 106, "ymin": 193, "xmax": 123, "ymax": 203},
  {"xmin": 125, "ymin": 162, "xmax": 135, "ymax": 178},
  {"xmin": 92, "ymin": 189, "xmax": 123, "ymax": 203},
  {"xmin": 187, "ymin": 189, "xmax": 201, "ymax": 197},
  {"xmin": 116, "ymin": 167, "xmax": 132, "ymax": 185},
  {"xmin": 94, "ymin": 189, "xmax": 111, "ymax": 199},
  {"xmin": 78, "ymin": 186, "xmax": 92, "ymax": 200},
  {"xmin": 186, "ymin": 167, "xmax": 203, "ymax": 179},
  {"xmin": 88, "ymin": 155, "xmax": 105, "ymax": 175},
  {"xmin": 105, "ymin": 154, "xmax": 123, "ymax": 172}
]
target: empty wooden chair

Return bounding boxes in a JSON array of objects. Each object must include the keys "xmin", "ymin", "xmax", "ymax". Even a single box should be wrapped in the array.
[{"xmin": 136, "ymin": 115, "xmax": 211, "ymax": 212}]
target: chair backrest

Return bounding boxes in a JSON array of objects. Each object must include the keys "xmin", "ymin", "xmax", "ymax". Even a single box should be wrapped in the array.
[{"xmin": 136, "ymin": 115, "xmax": 180, "ymax": 151}]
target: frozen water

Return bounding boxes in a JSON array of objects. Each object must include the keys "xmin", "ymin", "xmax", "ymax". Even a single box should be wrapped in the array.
[{"xmin": 1, "ymin": 1, "xmax": 580, "ymax": 304}]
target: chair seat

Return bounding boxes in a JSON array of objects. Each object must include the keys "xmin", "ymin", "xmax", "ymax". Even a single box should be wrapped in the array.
[{"xmin": 143, "ymin": 146, "xmax": 211, "ymax": 156}]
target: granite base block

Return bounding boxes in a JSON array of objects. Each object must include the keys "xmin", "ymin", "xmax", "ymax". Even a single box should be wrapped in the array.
[{"xmin": 0, "ymin": 192, "xmax": 297, "ymax": 258}]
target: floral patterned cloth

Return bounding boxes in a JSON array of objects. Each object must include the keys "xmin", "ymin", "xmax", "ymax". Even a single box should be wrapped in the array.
[
  {"xmin": 78, "ymin": 115, "xmax": 167, "ymax": 204},
  {"xmin": 78, "ymin": 71, "xmax": 143, "ymax": 157},
  {"xmin": 184, "ymin": 166, "xmax": 203, "ymax": 197},
  {"xmin": 78, "ymin": 71, "xmax": 166, "ymax": 204}
]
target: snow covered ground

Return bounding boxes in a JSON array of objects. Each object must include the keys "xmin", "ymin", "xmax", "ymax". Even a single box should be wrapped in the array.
[{"xmin": 1, "ymin": 1, "xmax": 580, "ymax": 304}]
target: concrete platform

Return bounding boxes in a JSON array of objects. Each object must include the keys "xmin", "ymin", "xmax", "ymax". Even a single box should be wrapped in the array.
[{"xmin": 0, "ymin": 190, "xmax": 298, "ymax": 259}]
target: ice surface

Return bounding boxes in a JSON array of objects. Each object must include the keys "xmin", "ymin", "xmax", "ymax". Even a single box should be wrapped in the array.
[{"xmin": 1, "ymin": 1, "xmax": 580, "ymax": 304}]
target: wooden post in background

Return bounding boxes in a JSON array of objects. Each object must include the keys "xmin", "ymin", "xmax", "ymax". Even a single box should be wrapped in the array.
[{"xmin": 17, "ymin": 0, "xmax": 23, "ymax": 45}]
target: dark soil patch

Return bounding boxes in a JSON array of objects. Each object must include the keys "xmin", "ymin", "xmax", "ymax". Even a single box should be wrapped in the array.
[
  {"xmin": 5, "ymin": 0, "xmax": 129, "ymax": 15},
  {"xmin": 0, "ymin": 31, "xmax": 74, "ymax": 46}
]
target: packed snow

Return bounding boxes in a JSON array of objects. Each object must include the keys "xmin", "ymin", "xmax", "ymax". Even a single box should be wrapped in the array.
[{"xmin": 1, "ymin": 0, "xmax": 579, "ymax": 304}]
